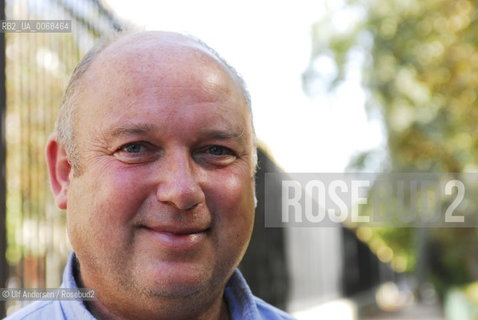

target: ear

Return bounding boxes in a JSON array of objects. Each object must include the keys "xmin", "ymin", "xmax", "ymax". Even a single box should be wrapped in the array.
[{"xmin": 45, "ymin": 133, "xmax": 72, "ymax": 210}]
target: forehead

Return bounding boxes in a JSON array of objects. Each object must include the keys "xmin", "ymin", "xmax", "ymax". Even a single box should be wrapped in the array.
[
  {"xmin": 74, "ymin": 32, "xmax": 251, "ymax": 138},
  {"xmin": 84, "ymin": 32, "xmax": 240, "ymax": 101}
]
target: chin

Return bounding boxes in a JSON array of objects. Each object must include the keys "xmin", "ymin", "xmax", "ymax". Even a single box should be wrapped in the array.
[{"xmin": 139, "ymin": 264, "xmax": 215, "ymax": 298}]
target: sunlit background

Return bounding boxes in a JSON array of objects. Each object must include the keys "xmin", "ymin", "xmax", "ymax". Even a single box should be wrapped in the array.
[{"xmin": 2, "ymin": 0, "xmax": 478, "ymax": 319}]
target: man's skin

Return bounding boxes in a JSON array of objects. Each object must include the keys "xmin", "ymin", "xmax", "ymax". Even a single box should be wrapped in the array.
[{"xmin": 46, "ymin": 31, "xmax": 256, "ymax": 320}]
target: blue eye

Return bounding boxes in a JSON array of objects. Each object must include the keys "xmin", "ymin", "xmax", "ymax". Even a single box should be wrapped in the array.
[
  {"xmin": 193, "ymin": 145, "xmax": 237, "ymax": 167},
  {"xmin": 114, "ymin": 142, "xmax": 159, "ymax": 164},
  {"xmin": 208, "ymin": 146, "xmax": 233, "ymax": 156},
  {"xmin": 122, "ymin": 143, "xmax": 145, "ymax": 154}
]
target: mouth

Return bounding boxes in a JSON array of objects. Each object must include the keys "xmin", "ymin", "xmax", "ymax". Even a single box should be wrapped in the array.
[{"xmin": 140, "ymin": 226, "xmax": 209, "ymax": 250}]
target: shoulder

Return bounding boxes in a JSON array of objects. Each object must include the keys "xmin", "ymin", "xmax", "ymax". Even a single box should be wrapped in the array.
[
  {"xmin": 4, "ymin": 300, "xmax": 63, "ymax": 320},
  {"xmin": 254, "ymin": 297, "xmax": 297, "ymax": 320},
  {"xmin": 225, "ymin": 269, "xmax": 296, "ymax": 320}
]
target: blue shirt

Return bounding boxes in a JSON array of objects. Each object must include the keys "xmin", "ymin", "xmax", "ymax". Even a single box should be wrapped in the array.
[{"xmin": 6, "ymin": 253, "xmax": 294, "ymax": 320}]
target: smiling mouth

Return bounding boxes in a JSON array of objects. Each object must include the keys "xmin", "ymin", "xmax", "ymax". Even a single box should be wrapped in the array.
[{"xmin": 141, "ymin": 226, "xmax": 209, "ymax": 250}]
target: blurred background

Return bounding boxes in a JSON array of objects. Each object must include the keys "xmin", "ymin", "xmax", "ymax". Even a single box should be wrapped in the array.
[{"xmin": 1, "ymin": 0, "xmax": 478, "ymax": 319}]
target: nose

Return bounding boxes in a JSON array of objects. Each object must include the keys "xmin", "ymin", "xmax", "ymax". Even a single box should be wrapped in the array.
[{"xmin": 156, "ymin": 150, "xmax": 205, "ymax": 210}]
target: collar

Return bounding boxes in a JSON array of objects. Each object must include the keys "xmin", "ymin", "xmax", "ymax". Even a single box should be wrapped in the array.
[{"xmin": 60, "ymin": 252, "xmax": 259, "ymax": 320}]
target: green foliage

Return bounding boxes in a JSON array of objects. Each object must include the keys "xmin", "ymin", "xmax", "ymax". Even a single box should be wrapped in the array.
[{"xmin": 307, "ymin": 0, "xmax": 478, "ymax": 291}]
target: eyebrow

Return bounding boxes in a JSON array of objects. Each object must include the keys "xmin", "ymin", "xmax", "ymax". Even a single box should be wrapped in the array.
[
  {"xmin": 199, "ymin": 129, "xmax": 245, "ymax": 141},
  {"xmin": 107, "ymin": 124, "xmax": 157, "ymax": 138},
  {"xmin": 106, "ymin": 123, "xmax": 246, "ymax": 142}
]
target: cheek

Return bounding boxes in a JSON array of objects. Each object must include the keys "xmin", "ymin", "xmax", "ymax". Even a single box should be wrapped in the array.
[
  {"xmin": 207, "ymin": 172, "xmax": 255, "ymax": 236},
  {"xmin": 99, "ymin": 169, "xmax": 150, "ymax": 216},
  {"xmin": 67, "ymin": 168, "xmax": 151, "ymax": 242}
]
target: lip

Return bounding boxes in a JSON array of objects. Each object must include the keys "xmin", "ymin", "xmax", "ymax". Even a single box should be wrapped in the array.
[{"xmin": 141, "ymin": 226, "xmax": 208, "ymax": 250}]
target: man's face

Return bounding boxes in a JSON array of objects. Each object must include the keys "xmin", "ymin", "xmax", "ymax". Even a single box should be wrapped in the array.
[{"xmin": 61, "ymin": 35, "xmax": 256, "ymax": 305}]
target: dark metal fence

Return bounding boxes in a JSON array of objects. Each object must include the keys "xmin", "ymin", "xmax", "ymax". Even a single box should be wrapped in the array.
[{"xmin": 2, "ymin": 0, "xmax": 120, "ymax": 316}]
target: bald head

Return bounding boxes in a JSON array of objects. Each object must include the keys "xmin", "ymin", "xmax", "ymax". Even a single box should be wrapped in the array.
[
  {"xmin": 56, "ymin": 31, "xmax": 253, "ymax": 171},
  {"xmin": 45, "ymin": 31, "xmax": 261, "ymax": 320}
]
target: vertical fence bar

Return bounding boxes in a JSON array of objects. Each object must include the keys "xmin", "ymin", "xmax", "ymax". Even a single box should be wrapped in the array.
[{"xmin": 0, "ymin": 0, "xmax": 8, "ymax": 316}]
